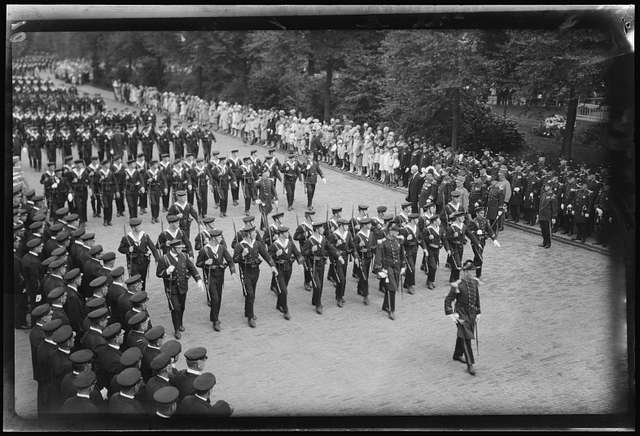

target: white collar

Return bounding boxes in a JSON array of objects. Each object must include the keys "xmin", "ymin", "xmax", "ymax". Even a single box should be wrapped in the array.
[
  {"xmin": 156, "ymin": 411, "xmax": 170, "ymax": 419},
  {"xmin": 89, "ymin": 326, "xmax": 103, "ymax": 334},
  {"xmin": 195, "ymin": 393, "xmax": 208, "ymax": 402},
  {"xmin": 76, "ymin": 392, "xmax": 91, "ymax": 399},
  {"xmin": 311, "ymin": 234, "xmax": 323, "ymax": 244},
  {"xmin": 45, "ymin": 338, "xmax": 56, "ymax": 345},
  {"xmin": 108, "ymin": 343, "xmax": 120, "ymax": 351},
  {"xmin": 119, "ymin": 392, "xmax": 135, "ymax": 400},
  {"xmin": 186, "ymin": 368, "xmax": 201, "ymax": 376},
  {"xmin": 57, "ymin": 347, "xmax": 71, "ymax": 354},
  {"xmin": 67, "ymin": 284, "xmax": 78, "ymax": 292},
  {"xmin": 158, "ymin": 374, "xmax": 170, "ymax": 383}
]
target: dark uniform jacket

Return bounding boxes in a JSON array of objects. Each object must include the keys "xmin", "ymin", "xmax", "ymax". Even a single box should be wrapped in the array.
[
  {"xmin": 156, "ymin": 251, "xmax": 201, "ymax": 295},
  {"xmin": 538, "ymin": 191, "xmax": 558, "ymax": 222},
  {"xmin": 301, "ymin": 160, "xmax": 324, "ymax": 185},
  {"xmin": 94, "ymin": 343, "xmax": 123, "ymax": 389},
  {"xmin": 444, "ymin": 277, "xmax": 481, "ymax": 340},
  {"xmin": 178, "ymin": 395, "xmax": 233, "ymax": 416},
  {"xmin": 108, "ymin": 392, "xmax": 146, "ymax": 414}
]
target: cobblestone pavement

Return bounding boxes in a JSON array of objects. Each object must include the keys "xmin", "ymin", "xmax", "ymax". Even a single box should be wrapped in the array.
[{"xmin": 11, "ymin": 76, "xmax": 629, "ymax": 418}]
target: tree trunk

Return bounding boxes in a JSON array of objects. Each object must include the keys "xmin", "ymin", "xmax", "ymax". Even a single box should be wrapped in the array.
[
  {"xmin": 323, "ymin": 61, "xmax": 333, "ymax": 122},
  {"xmin": 197, "ymin": 65, "xmax": 203, "ymax": 97},
  {"xmin": 451, "ymin": 88, "xmax": 461, "ymax": 150},
  {"xmin": 90, "ymin": 34, "xmax": 100, "ymax": 83},
  {"xmin": 562, "ymin": 86, "xmax": 578, "ymax": 159}
]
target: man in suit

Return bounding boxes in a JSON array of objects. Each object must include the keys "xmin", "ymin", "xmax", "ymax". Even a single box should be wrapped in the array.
[
  {"xmin": 156, "ymin": 239, "xmax": 204, "ymax": 339},
  {"xmin": 63, "ymin": 268, "xmax": 85, "ymax": 335},
  {"xmin": 538, "ymin": 182, "xmax": 558, "ymax": 248},
  {"xmin": 405, "ymin": 165, "xmax": 424, "ymax": 214}
]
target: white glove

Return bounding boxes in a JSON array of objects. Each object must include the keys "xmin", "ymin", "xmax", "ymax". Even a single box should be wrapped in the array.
[
  {"xmin": 166, "ymin": 265, "xmax": 175, "ymax": 274},
  {"xmin": 52, "ymin": 183, "xmax": 58, "ymax": 189},
  {"xmin": 276, "ymin": 249, "xmax": 283, "ymax": 256},
  {"xmin": 35, "ymin": 294, "xmax": 42, "ymax": 303},
  {"xmin": 560, "ymin": 203, "xmax": 565, "ymax": 210},
  {"xmin": 378, "ymin": 270, "xmax": 388, "ymax": 279},
  {"xmin": 205, "ymin": 259, "xmax": 213, "ymax": 265},
  {"xmin": 242, "ymin": 248, "xmax": 249, "ymax": 256},
  {"xmin": 584, "ymin": 213, "xmax": 589, "ymax": 218},
  {"xmin": 129, "ymin": 246, "xmax": 134, "ymax": 253},
  {"xmin": 407, "ymin": 235, "xmax": 413, "ymax": 240},
  {"xmin": 322, "ymin": 178, "xmax": 327, "ymax": 184},
  {"xmin": 497, "ymin": 210, "xmax": 503, "ymax": 216},
  {"xmin": 140, "ymin": 187, "xmax": 145, "ymax": 194},
  {"xmin": 177, "ymin": 213, "xmax": 183, "ymax": 218},
  {"xmin": 255, "ymin": 199, "xmax": 262, "ymax": 206},
  {"xmin": 100, "ymin": 387, "xmax": 108, "ymax": 400},
  {"xmin": 493, "ymin": 239, "xmax": 501, "ymax": 248},
  {"xmin": 400, "ymin": 267, "xmax": 406, "ymax": 275},
  {"xmin": 338, "ymin": 257, "xmax": 345, "ymax": 264},
  {"xmin": 312, "ymin": 245, "xmax": 317, "ymax": 252},
  {"xmin": 67, "ymin": 193, "xmax": 73, "ymax": 202},
  {"xmin": 448, "ymin": 313, "xmax": 460, "ymax": 324},
  {"xmin": 596, "ymin": 208, "xmax": 603, "ymax": 216},
  {"xmin": 551, "ymin": 218, "xmax": 556, "ymax": 225},
  {"xmin": 188, "ymin": 185, "xmax": 192, "ymax": 190},
  {"xmin": 271, "ymin": 266, "xmax": 279, "ymax": 276}
]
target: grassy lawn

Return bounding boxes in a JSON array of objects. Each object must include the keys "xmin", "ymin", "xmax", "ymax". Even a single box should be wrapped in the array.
[{"xmin": 489, "ymin": 104, "xmax": 609, "ymax": 164}]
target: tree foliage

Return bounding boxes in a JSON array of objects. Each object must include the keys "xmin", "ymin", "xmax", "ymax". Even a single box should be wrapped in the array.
[{"xmin": 16, "ymin": 27, "xmax": 613, "ymax": 156}]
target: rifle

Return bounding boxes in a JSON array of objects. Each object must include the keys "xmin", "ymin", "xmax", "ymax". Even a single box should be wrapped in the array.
[
  {"xmin": 161, "ymin": 254, "xmax": 174, "ymax": 311},
  {"xmin": 232, "ymin": 220, "xmax": 247, "ymax": 297}
]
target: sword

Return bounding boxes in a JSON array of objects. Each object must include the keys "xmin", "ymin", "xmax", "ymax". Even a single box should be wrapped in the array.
[{"xmin": 475, "ymin": 318, "xmax": 480, "ymax": 360}]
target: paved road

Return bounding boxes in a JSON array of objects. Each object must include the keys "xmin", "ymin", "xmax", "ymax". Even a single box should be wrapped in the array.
[{"xmin": 12, "ymin": 76, "xmax": 629, "ymax": 418}]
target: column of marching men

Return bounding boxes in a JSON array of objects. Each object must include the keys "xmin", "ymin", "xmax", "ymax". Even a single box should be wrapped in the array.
[
  {"xmin": 13, "ymin": 73, "xmax": 500, "ymax": 379},
  {"xmin": 13, "ymin": 183, "xmax": 234, "ymax": 418}
]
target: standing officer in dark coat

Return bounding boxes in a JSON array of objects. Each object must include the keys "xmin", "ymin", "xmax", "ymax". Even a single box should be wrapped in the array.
[
  {"xmin": 118, "ymin": 218, "xmax": 160, "ymax": 292},
  {"xmin": 60, "ymin": 370, "xmax": 103, "ymax": 414},
  {"xmin": 63, "ymin": 267, "xmax": 85, "ymax": 335},
  {"xmin": 87, "ymin": 156, "xmax": 102, "ymax": 218},
  {"xmin": 196, "ymin": 229, "xmax": 235, "ymax": 331},
  {"xmin": 108, "ymin": 367, "xmax": 146, "ymax": 414},
  {"xmin": 405, "ymin": 165, "xmax": 424, "ymax": 214},
  {"xmin": 35, "ymin": 318, "xmax": 63, "ymax": 416},
  {"xmin": 156, "ymin": 239, "xmax": 204, "ymax": 339},
  {"xmin": 444, "ymin": 259, "xmax": 481, "ymax": 376},
  {"xmin": 232, "ymin": 224, "xmax": 277, "ymax": 327},
  {"xmin": 537, "ymin": 182, "xmax": 558, "ymax": 249},
  {"xmin": 30, "ymin": 304, "xmax": 52, "ymax": 380},
  {"xmin": 572, "ymin": 179, "xmax": 594, "ymax": 243},
  {"xmin": 22, "ymin": 238, "xmax": 45, "ymax": 312},
  {"xmin": 200, "ymin": 123, "xmax": 216, "ymax": 163},
  {"xmin": 523, "ymin": 168, "xmax": 541, "ymax": 226},
  {"xmin": 124, "ymin": 122, "xmax": 139, "ymax": 162},
  {"xmin": 508, "ymin": 165, "xmax": 525, "ymax": 223},
  {"xmin": 301, "ymin": 152, "xmax": 326, "ymax": 211},
  {"xmin": 373, "ymin": 224, "xmax": 406, "ymax": 320},
  {"xmin": 172, "ymin": 347, "xmax": 207, "ymax": 401},
  {"xmin": 156, "ymin": 122, "xmax": 171, "ymax": 158},
  {"xmin": 141, "ymin": 326, "xmax": 165, "ymax": 382},
  {"xmin": 485, "ymin": 178, "xmax": 505, "ymax": 232},
  {"xmin": 177, "ymin": 372, "xmax": 233, "ymax": 416}
]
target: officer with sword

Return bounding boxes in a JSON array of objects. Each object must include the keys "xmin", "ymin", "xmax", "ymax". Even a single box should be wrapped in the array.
[{"xmin": 118, "ymin": 218, "xmax": 160, "ymax": 292}]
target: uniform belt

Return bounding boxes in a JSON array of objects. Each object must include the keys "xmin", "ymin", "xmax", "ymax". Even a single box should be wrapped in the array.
[
  {"xmin": 312, "ymin": 256, "xmax": 325, "ymax": 261},
  {"xmin": 204, "ymin": 265, "xmax": 225, "ymax": 270},
  {"xmin": 275, "ymin": 260, "xmax": 291, "ymax": 265},
  {"xmin": 428, "ymin": 244, "xmax": 440, "ymax": 249},
  {"xmin": 451, "ymin": 241, "xmax": 463, "ymax": 246}
]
